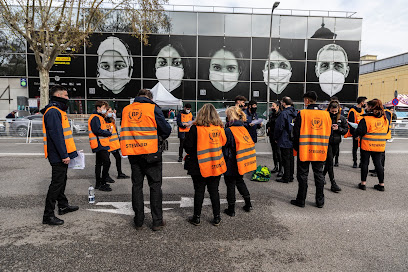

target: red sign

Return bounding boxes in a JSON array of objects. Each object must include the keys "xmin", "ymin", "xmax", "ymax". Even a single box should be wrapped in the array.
[{"xmin": 392, "ymin": 98, "xmax": 399, "ymax": 106}]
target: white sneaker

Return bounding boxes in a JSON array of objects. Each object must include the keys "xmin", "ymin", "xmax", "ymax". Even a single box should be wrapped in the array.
[{"xmin": 387, "ymin": 138, "xmax": 394, "ymax": 143}]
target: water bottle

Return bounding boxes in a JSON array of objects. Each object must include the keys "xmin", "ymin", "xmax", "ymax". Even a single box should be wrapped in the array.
[{"xmin": 88, "ymin": 185, "xmax": 95, "ymax": 204}]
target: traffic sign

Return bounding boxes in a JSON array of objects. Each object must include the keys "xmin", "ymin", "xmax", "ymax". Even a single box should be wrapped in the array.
[{"xmin": 392, "ymin": 98, "xmax": 399, "ymax": 106}]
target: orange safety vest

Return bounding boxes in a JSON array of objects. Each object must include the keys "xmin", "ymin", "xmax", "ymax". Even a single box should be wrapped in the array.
[
  {"xmin": 298, "ymin": 109, "xmax": 332, "ymax": 162},
  {"xmin": 120, "ymin": 102, "xmax": 158, "ymax": 156},
  {"xmin": 108, "ymin": 123, "xmax": 120, "ymax": 152},
  {"xmin": 229, "ymin": 126, "xmax": 257, "ymax": 175},
  {"xmin": 88, "ymin": 114, "xmax": 111, "ymax": 150},
  {"xmin": 197, "ymin": 125, "xmax": 227, "ymax": 178},
  {"xmin": 360, "ymin": 116, "xmax": 389, "ymax": 152},
  {"xmin": 384, "ymin": 109, "xmax": 392, "ymax": 140},
  {"xmin": 42, "ymin": 106, "xmax": 77, "ymax": 159},
  {"xmin": 179, "ymin": 112, "xmax": 193, "ymax": 132},
  {"xmin": 344, "ymin": 107, "xmax": 365, "ymax": 138}
]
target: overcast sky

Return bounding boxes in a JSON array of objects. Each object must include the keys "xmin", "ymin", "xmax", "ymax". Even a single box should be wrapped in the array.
[{"xmin": 167, "ymin": 0, "xmax": 408, "ymax": 60}]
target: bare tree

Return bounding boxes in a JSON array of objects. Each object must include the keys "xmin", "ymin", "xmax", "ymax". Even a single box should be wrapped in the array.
[{"xmin": 0, "ymin": 0, "xmax": 169, "ymax": 108}]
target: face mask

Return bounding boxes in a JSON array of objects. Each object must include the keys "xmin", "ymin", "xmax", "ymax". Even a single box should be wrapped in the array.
[
  {"xmin": 52, "ymin": 96, "xmax": 69, "ymax": 105},
  {"xmin": 362, "ymin": 104, "xmax": 366, "ymax": 109},
  {"xmin": 97, "ymin": 68, "xmax": 131, "ymax": 95},
  {"xmin": 263, "ymin": 68, "xmax": 292, "ymax": 94},
  {"xmin": 318, "ymin": 70, "xmax": 345, "ymax": 96},
  {"xmin": 185, "ymin": 110, "xmax": 190, "ymax": 114},
  {"xmin": 251, "ymin": 107, "xmax": 257, "ymax": 113},
  {"xmin": 156, "ymin": 66, "xmax": 184, "ymax": 92},
  {"xmin": 100, "ymin": 109, "xmax": 107, "ymax": 114},
  {"xmin": 239, "ymin": 104, "xmax": 244, "ymax": 108},
  {"xmin": 209, "ymin": 71, "xmax": 239, "ymax": 92},
  {"xmin": 272, "ymin": 109, "xmax": 277, "ymax": 113},
  {"xmin": 107, "ymin": 113, "xmax": 113, "ymax": 118}
]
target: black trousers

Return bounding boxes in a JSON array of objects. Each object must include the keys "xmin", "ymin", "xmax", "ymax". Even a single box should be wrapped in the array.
[
  {"xmin": 191, "ymin": 175, "xmax": 221, "ymax": 217},
  {"xmin": 281, "ymin": 147, "xmax": 294, "ymax": 181},
  {"xmin": 44, "ymin": 163, "xmax": 69, "ymax": 217},
  {"xmin": 323, "ymin": 143, "xmax": 339, "ymax": 183},
  {"xmin": 334, "ymin": 143, "xmax": 340, "ymax": 164},
  {"xmin": 129, "ymin": 155, "xmax": 163, "ymax": 227},
  {"xmin": 111, "ymin": 149, "xmax": 122, "ymax": 175},
  {"xmin": 95, "ymin": 150, "xmax": 111, "ymax": 185},
  {"xmin": 179, "ymin": 138, "xmax": 185, "ymax": 158},
  {"xmin": 296, "ymin": 158, "xmax": 325, "ymax": 205},
  {"xmin": 361, "ymin": 150, "xmax": 384, "ymax": 183},
  {"xmin": 270, "ymin": 140, "xmax": 282, "ymax": 167},
  {"xmin": 352, "ymin": 138, "xmax": 359, "ymax": 163},
  {"xmin": 224, "ymin": 175, "xmax": 250, "ymax": 206}
]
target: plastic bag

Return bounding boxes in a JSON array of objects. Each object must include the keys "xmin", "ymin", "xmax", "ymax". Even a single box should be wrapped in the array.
[
  {"xmin": 68, "ymin": 150, "xmax": 85, "ymax": 170},
  {"xmin": 251, "ymin": 165, "xmax": 271, "ymax": 182}
]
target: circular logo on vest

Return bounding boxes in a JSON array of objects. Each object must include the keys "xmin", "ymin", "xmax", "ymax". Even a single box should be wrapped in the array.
[
  {"xmin": 375, "ymin": 120, "xmax": 383, "ymax": 129},
  {"xmin": 209, "ymin": 129, "xmax": 220, "ymax": 144},
  {"xmin": 128, "ymin": 109, "xmax": 143, "ymax": 123},
  {"xmin": 311, "ymin": 117, "xmax": 323, "ymax": 130}
]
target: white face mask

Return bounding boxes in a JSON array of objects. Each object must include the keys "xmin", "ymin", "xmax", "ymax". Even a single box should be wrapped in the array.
[
  {"xmin": 209, "ymin": 71, "xmax": 239, "ymax": 92},
  {"xmin": 185, "ymin": 109, "xmax": 190, "ymax": 113},
  {"xmin": 318, "ymin": 70, "xmax": 345, "ymax": 96},
  {"xmin": 156, "ymin": 66, "xmax": 184, "ymax": 92},
  {"xmin": 97, "ymin": 68, "xmax": 131, "ymax": 95},
  {"xmin": 263, "ymin": 68, "xmax": 292, "ymax": 94}
]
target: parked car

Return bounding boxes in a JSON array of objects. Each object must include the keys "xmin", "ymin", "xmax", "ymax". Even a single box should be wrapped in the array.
[
  {"xmin": 0, "ymin": 122, "xmax": 6, "ymax": 135},
  {"xmin": 9, "ymin": 115, "xmax": 43, "ymax": 137}
]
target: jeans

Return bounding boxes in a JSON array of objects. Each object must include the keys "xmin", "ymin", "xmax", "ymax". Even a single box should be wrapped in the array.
[
  {"xmin": 95, "ymin": 150, "xmax": 111, "ymax": 186},
  {"xmin": 323, "ymin": 143, "xmax": 339, "ymax": 183},
  {"xmin": 281, "ymin": 147, "xmax": 294, "ymax": 181},
  {"xmin": 352, "ymin": 138, "xmax": 359, "ymax": 163},
  {"xmin": 224, "ymin": 175, "xmax": 250, "ymax": 206},
  {"xmin": 44, "ymin": 163, "xmax": 69, "ymax": 217},
  {"xmin": 296, "ymin": 158, "xmax": 325, "ymax": 206},
  {"xmin": 361, "ymin": 150, "xmax": 384, "ymax": 183},
  {"xmin": 129, "ymin": 155, "xmax": 163, "ymax": 227},
  {"xmin": 111, "ymin": 149, "xmax": 122, "ymax": 175},
  {"xmin": 191, "ymin": 175, "xmax": 221, "ymax": 217}
]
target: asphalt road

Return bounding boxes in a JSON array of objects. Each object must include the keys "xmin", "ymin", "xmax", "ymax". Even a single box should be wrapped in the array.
[{"xmin": 0, "ymin": 137, "xmax": 407, "ymax": 271}]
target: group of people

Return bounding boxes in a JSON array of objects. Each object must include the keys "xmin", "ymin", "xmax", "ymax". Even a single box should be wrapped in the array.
[{"xmin": 41, "ymin": 85, "xmax": 392, "ymax": 231}]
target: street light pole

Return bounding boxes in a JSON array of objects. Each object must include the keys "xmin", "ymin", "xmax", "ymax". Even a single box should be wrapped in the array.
[{"xmin": 266, "ymin": 2, "xmax": 280, "ymax": 123}]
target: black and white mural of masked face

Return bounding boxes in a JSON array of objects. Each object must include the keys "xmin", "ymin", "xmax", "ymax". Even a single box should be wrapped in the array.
[
  {"xmin": 315, "ymin": 44, "xmax": 350, "ymax": 97},
  {"xmin": 96, "ymin": 36, "xmax": 133, "ymax": 95},
  {"xmin": 209, "ymin": 48, "xmax": 241, "ymax": 92},
  {"xmin": 263, "ymin": 50, "xmax": 292, "ymax": 94},
  {"xmin": 155, "ymin": 44, "xmax": 184, "ymax": 92}
]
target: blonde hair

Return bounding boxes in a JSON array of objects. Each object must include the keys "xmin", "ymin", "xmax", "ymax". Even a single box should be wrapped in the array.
[
  {"xmin": 225, "ymin": 106, "xmax": 247, "ymax": 122},
  {"xmin": 195, "ymin": 103, "xmax": 223, "ymax": 127}
]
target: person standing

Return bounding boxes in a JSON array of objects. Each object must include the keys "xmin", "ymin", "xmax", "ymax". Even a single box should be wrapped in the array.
[
  {"xmin": 121, "ymin": 89, "xmax": 171, "ymax": 231},
  {"xmin": 266, "ymin": 101, "xmax": 282, "ymax": 174},
  {"xmin": 330, "ymin": 96, "xmax": 343, "ymax": 167},
  {"xmin": 177, "ymin": 104, "xmax": 193, "ymax": 162},
  {"xmin": 88, "ymin": 101, "xmax": 113, "ymax": 191},
  {"xmin": 356, "ymin": 99, "xmax": 389, "ymax": 191},
  {"xmin": 244, "ymin": 100, "xmax": 262, "ymax": 143},
  {"xmin": 106, "ymin": 107, "xmax": 130, "ymax": 179},
  {"xmin": 223, "ymin": 106, "xmax": 256, "ymax": 217},
  {"xmin": 291, "ymin": 91, "xmax": 332, "ymax": 208},
  {"xmin": 274, "ymin": 97, "xmax": 297, "ymax": 183},
  {"xmin": 323, "ymin": 100, "xmax": 348, "ymax": 192},
  {"xmin": 184, "ymin": 104, "xmax": 227, "ymax": 226},
  {"xmin": 41, "ymin": 85, "xmax": 79, "ymax": 225},
  {"xmin": 345, "ymin": 96, "xmax": 367, "ymax": 168},
  {"xmin": 225, "ymin": 95, "xmax": 247, "ymax": 127}
]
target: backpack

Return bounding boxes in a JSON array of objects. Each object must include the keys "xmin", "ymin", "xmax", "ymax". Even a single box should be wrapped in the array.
[{"xmin": 251, "ymin": 165, "xmax": 271, "ymax": 182}]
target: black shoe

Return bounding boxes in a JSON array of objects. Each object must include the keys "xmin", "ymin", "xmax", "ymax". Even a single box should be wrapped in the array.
[
  {"xmin": 134, "ymin": 217, "xmax": 143, "ymax": 230},
  {"xmin": 58, "ymin": 205, "xmax": 79, "ymax": 215},
  {"xmin": 316, "ymin": 202, "xmax": 324, "ymax": 208},
  {"xmin": 271, "ymin": 165, "xmax": 279, "ymax": 173},
  {"xmin": 277, "ymin": 171, "xmax": 284, "ymax": 177},
  {"xmin": 98, "ymin": 184, "xmax": 112, "ymax": 192},
  {"xmin": 289, "ymin": 178, "xmax": 294, "ymax": 182},
  {"xmin": 374, "ymin": 184, "xmax": 385, "ymax": 191},
  {"xmin": 276, "ymin": 178, "xmax": 289, "ymax": 183},
  {"xmin": 369, "ymin": 169, "xmax": 376, "ymax": 174},
  {"xmin": 43, "ymin": 216, "xmax": 64, "ymax": 225},
  {"xmin": 105, "ymin": 176, "xmax": 115, "ymax": 183},
  {"xmin": 352, "ymin": 162, "xmax": 357, "ymax": 168},
  {"xmin": 358, "ymin": 163, "xmax": 362, "ymax": 168},
  {"xmin": 370, "ymin": 173, "xmax": 378, "ymax": 177},
  {"xmin": 331, "ymin": 182, "xmax": 342, "ymax": 193},
  {"xmin": 323, "ymin": 179, "xmax": 327, "ymax": 185},
  {"xmin": 224, "ymin": 205, "xmax": 235, "ymax": 217},
  {"xmin": 358, "ymin": 183, "xmax": 366, "ymax": 191},
  {"xmin": 334, "ymin": 162, "xmax": 339, "ymax": 167},
  {"xmin": 188, "ymin": 215, "xmax": 201, "ymax": 226},
  {"xmin": 290, "ymin": 200, "xmax": 305, "ymax": 208},
  {"xmin": 178, "ymin": 157, "xmax": 183, "ymax": 162},
  {"xmin": 211, "ymin": 215, "xmax": 222, "ymax": 226},
  {"xmin": 117, "ymin": 173, "xmax": 130, "ymax": 179},
  {"xmin": 152, "ymin": 220, "xmax": 166, "ymax": 231}
]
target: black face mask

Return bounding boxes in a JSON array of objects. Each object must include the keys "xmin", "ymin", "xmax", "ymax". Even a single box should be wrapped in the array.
[
  {"xmin": 51, "ymin": 96, "xmax": 69, "ymax": 111},
  {"xmin": 362, "ymin": 104, "xmax": 366, "ymax": 109},
  {"xmin": 239, "ymin": 104, "xmax": 244, "ymax": 108},
  {"xmin": 251, "ymin": 107, "xmax": 257, "ymax": 113},
  {"xmin": 272, "ymin": 109, "xmax": 277, "ymax": 113}
]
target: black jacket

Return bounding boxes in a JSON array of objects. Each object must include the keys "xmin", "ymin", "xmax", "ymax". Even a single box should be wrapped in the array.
[
  {"xmin": 222, "ymin": 121, "xmax": 244, "ymax": 177},
  {"xmin": 40, "ymin": 100, "xmax": 78, "ymax": 164},
  {"xmin": 328, "ymin": 113, "xmax": 348, "ymax": 144},
  {"xmin": 266, "ymin": 110, "xmax": 281, "ymax": 138},
  {"xmin": 176, "ymin": 110, "xmax": 194, "ymax": 139},
  {"xmin": 274, "ymin": 106, "xmax": 297, "ymax": 149},
  {"xmin": 90, "ymin": 111, "xmax": 112, "ymax": 153},
  {"xmin": 183, "ymin": 125, "xmax": 201, "ymax": 176},
  {"xmin": 293, "ymin": 104, "xmax": 332, "ymax": 152},
  {"xmin": 355, "ymin": 112, "xmax": 391, "ymax": 138},
  {"xmin": 347, "ymin": 106, "xmax": 364, "ymax": 137},
  {"xmin": 244, "ymin": 109, "xmax": 261, "ymax": 143}
]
